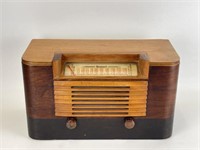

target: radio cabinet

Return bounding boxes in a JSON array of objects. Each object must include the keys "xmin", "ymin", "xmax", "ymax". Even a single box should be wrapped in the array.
[{"xmin": 22, "ymin": 39, "xmax": 179, "ymax": 139}]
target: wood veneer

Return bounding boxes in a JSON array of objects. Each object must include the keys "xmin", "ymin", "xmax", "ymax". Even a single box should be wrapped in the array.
[
  {"xmin": 22, "ymin": 39, "xmax": 179, "ymax": 66},
  {"xmin": 22, "ymin": 39, "xmax": 180, "ymax": 139},
  {"xmin": 54, "ymin": 81, "xmax": 147, "ymax": 117},
  {"xmin": 22, "ymin": 63, "xmax": 179, "ymax": 119}
]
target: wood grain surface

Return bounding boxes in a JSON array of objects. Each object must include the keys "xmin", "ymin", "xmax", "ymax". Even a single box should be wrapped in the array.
[
  {"xmin": 22, "ymin": 39, "xmax": 180, "ymax": 66},
  {"xmin": 54, "ymin": 81, "xmax": 147, "ymax": 117},
  {"xmin": 22, "ymin": 63, "xmax": 179, "ymax": 119}
]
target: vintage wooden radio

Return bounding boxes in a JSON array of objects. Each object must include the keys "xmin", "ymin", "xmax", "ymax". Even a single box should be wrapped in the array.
[{"xmin": 22, "ymin": 39, "xmax": 179, "ymax": 139}]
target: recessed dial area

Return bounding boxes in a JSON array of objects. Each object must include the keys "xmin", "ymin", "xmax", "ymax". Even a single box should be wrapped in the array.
[{"xmin": 64, "ymin": 63, "xmax": 138, "ymax": 77}]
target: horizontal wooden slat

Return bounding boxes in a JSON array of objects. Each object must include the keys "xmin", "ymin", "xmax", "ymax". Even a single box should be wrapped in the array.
[
  {"xmin": 54, "ymin": 86, "xmax": 130, "ymax": 90},
  {"xmin": 55, "ymin": 108, "xmax": 146, "ymax": 112},
  {"xmin": 55, "ymin": 104, "xmax": 146, "ymax": 109},
  {"xmin": 54, "ymin": 81, "xmax": 147, "ymax": 86},
  {"xmin": 54, "ymin": 91, "xmax": 147, "ymax": 96},
  {"xmin": 59, "ymin": 92, "xmax": 130, "ymax": 96},
  {"xmin": 55, "ymin": 107, "xmax": 146, "ymax": 111},
  {"xmin": 54, "ymin": 90, "xmax": 72, "ymax": 95},
  {"xmin": 55, "ymin": 99, "xmax": 146, "ymax": 103},
  {"xmin": 54, "ymin": 86, "xmax": 71, "ymax": 90},
  {"xmin": 55, "ymin": 96, "xmax": 129, "ymax": 100},
  {"xmin": 129, "ymin": 96, "xmax": 147, "ymax": 99},
  {"xmin": 55, "ymin": 113, "xmax": 146, "ymax": 117},
  {"xmin": 54, "ymin": 86, "xmax": 147, "ymax": 91},
  {"xmin": 129, "ymin": 86, "xmax": 148, "ymax": 91},
  {"xmin": 55, "ymin": 95, "xmax": 146, "ymax": 100},
  {"xmin": 72, "ymin": 88, "xmax": 131, "ymax": 91},
  {"xmin": 55, "ymin": 101, "xmax": 146, "ymax": 104},
  {"xmin": 72, "ymin": 91, "xmax": 147, "ymax": 95},
  {"xmin": 54, "ymin": 87, "xmax": 147, "ymax": 93}
]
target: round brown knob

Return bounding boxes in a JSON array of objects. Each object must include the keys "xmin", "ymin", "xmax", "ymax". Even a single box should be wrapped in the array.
[
  {"xmin": 124, "ymin": 117, "xmax": 135, "ymax": 129},
  {"xmin": 66, "ymin": 118, "xmax": 77, "ymax": 129}
]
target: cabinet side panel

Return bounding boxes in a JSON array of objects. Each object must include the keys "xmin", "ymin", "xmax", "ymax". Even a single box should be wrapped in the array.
[
  {"xmin": 22, "ymin": 64, "xmax": 55, "ymax": 118},
  {"xmin": 147, "ymin": 65, "xmax": 179, "ymax": 119}
]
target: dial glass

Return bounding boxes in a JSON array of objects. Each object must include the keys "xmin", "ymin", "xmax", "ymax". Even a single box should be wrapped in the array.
[{"xmin": 64, "ymin": 63, "xmax": 138, "ymax": 76}]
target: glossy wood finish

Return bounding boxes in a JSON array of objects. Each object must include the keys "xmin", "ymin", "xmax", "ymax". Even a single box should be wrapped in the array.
[
  {"xmin": 22, "ymin": 63, "xmax": 179, "ymax": 119},
  {"xmin": 22, "ymin": 64, "xmax": 55, "ymax": 119},
  {"xmin": 147, "ymin": 65, "xmax": 179, "ymax": 118},
  {"xmin": 22, "ymin": 39, "xmax": 179, "ymax": 66},
  {"xmin": 54, "ymin": 81, "xmax": 147, "ymax": 117},
  {"xmin": 22, "ymin": 39, "xmax": 179, "ymax": 139}
]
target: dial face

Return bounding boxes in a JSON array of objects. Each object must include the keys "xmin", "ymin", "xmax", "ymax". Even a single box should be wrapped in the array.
[{"xmin": 64, "ymin": 63, "xmax": 138, "ymax": 76}]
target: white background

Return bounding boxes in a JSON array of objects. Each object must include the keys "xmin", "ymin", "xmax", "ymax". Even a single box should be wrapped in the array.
[{"xmin": 0, "ymin": 0, "xmax": 199, "ymax": 150}]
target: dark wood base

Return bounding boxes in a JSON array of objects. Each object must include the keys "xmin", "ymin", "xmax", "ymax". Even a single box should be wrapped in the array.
[{"xmin": 27, "ymin": 117, "xmax": 174, "ymax": 139}]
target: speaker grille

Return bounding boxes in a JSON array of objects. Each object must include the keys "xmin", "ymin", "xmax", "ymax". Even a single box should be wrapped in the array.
[{"xmin": 54, "ymin": 81, "xmax": 147, "ymax": 117}]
